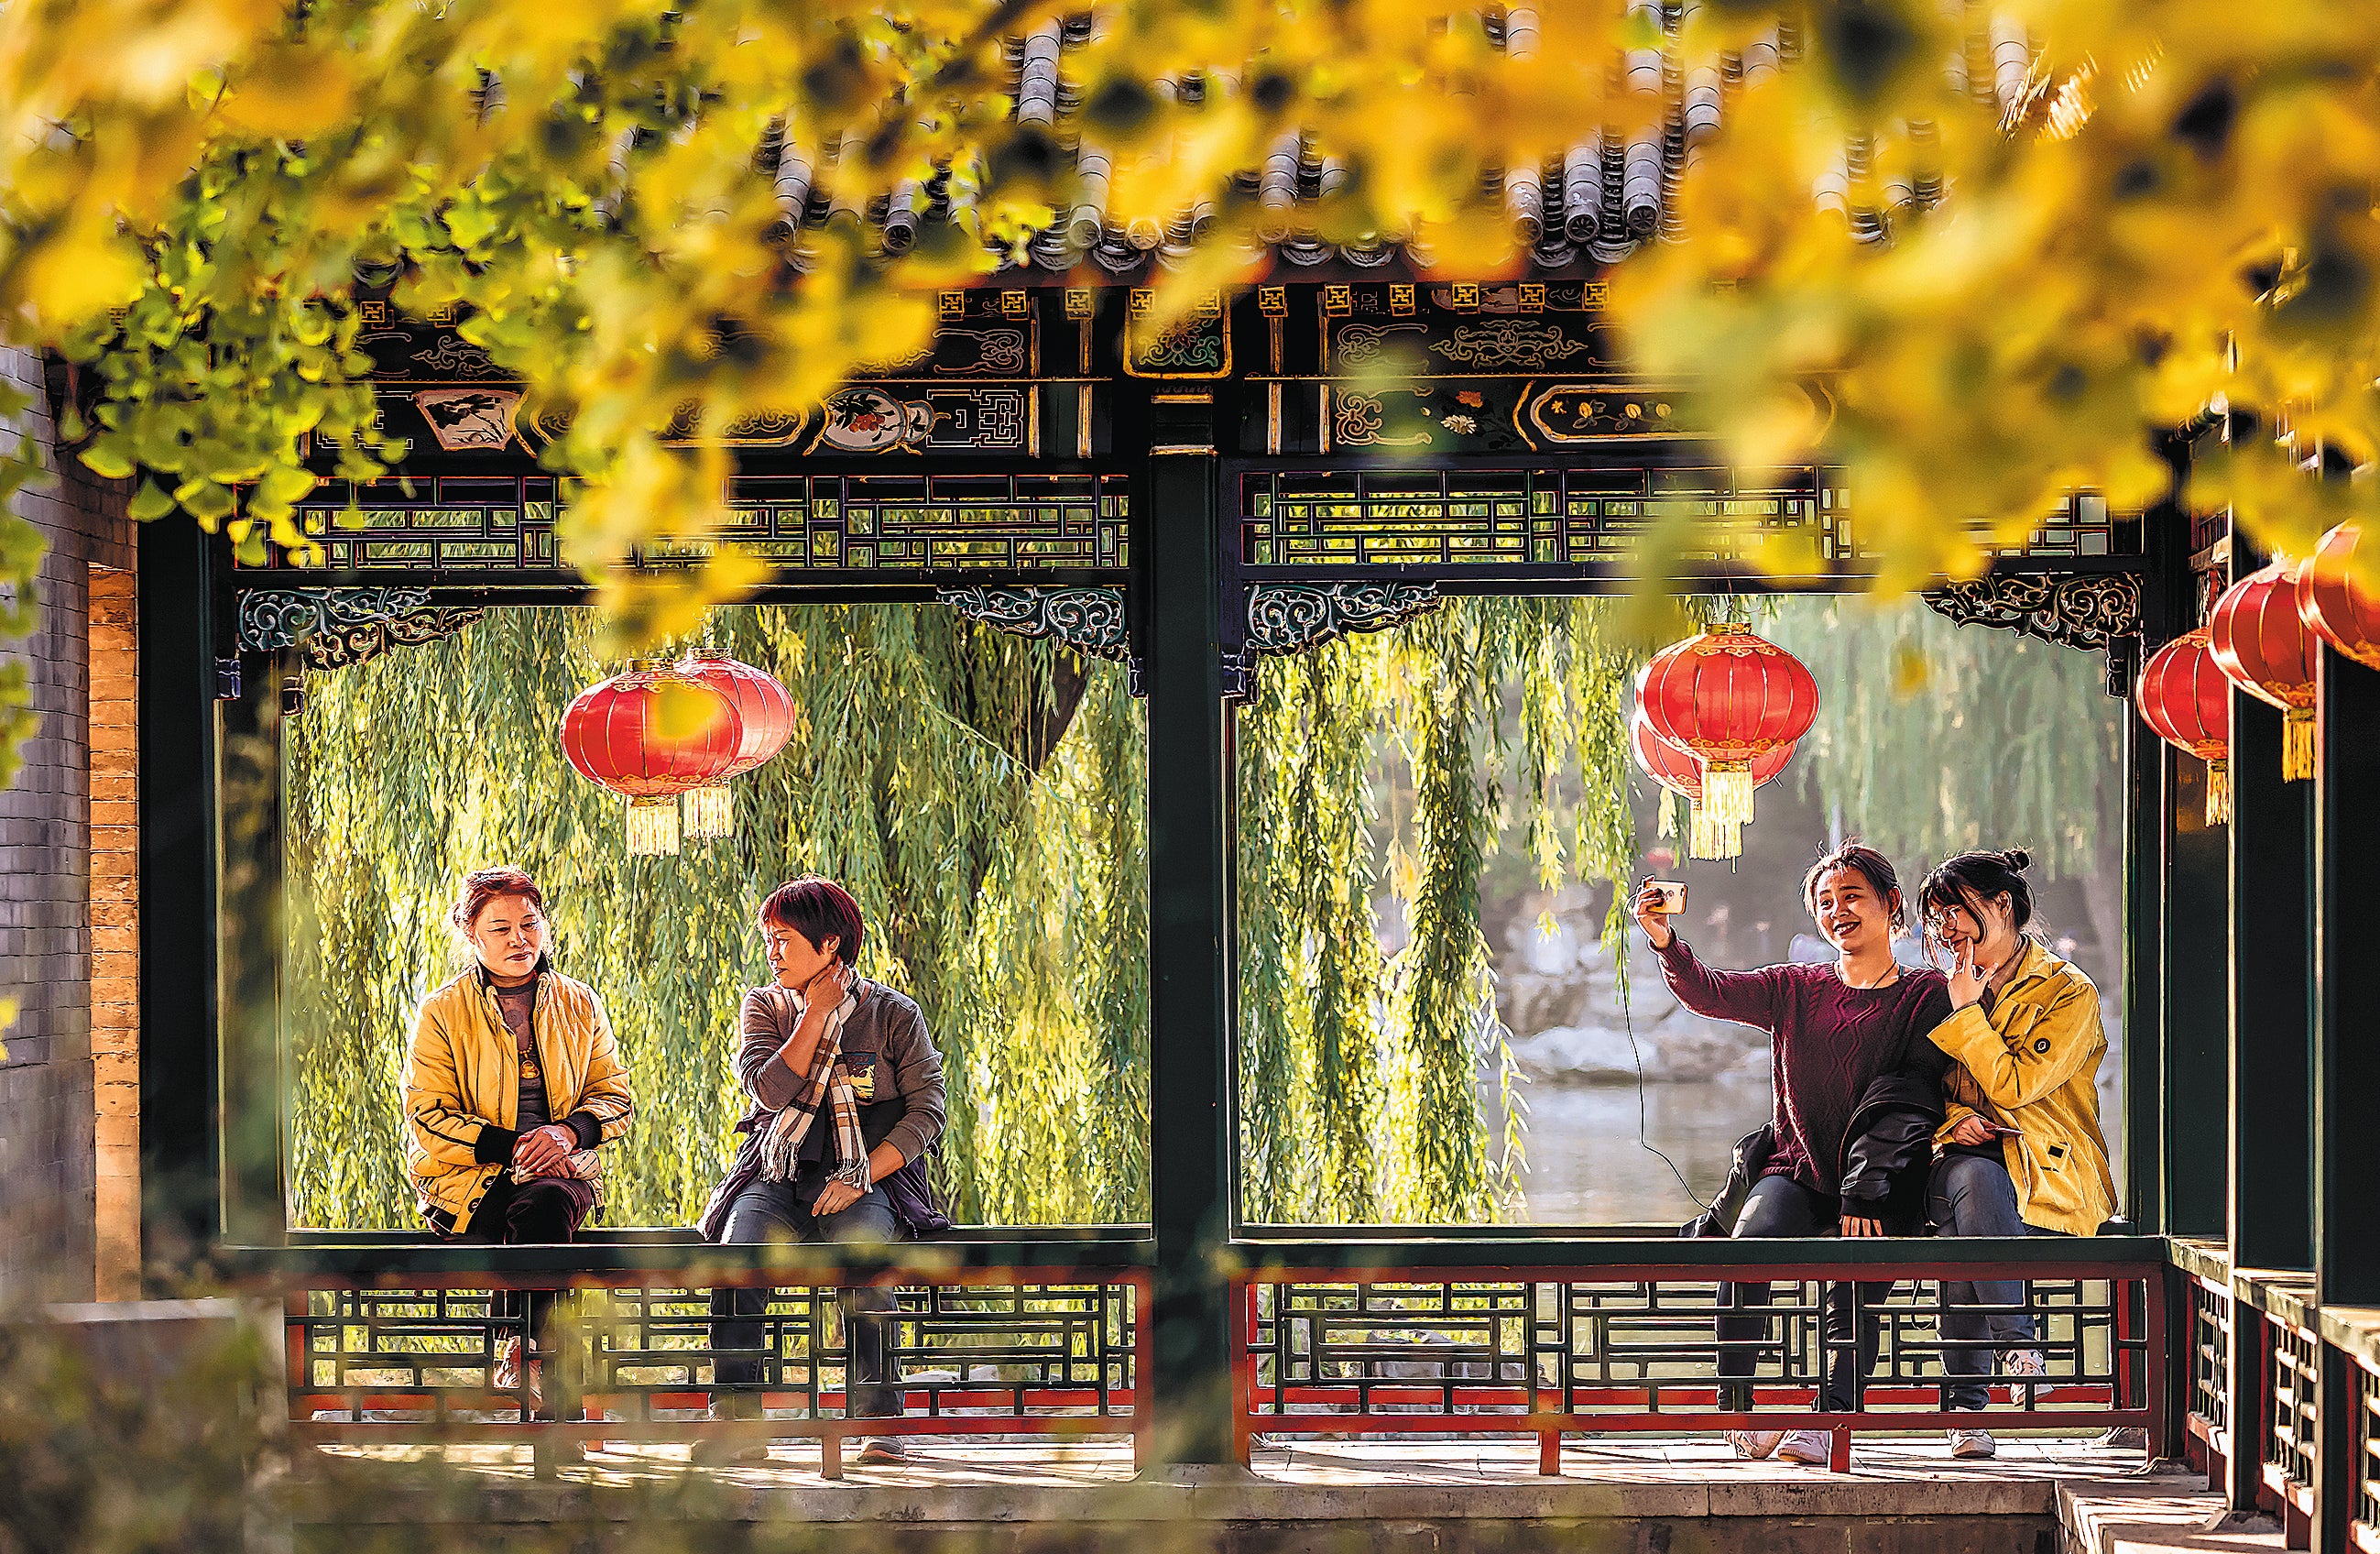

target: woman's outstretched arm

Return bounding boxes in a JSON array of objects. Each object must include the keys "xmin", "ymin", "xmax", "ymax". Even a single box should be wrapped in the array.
[{"xmin": 1632, "ymin": 878, "xmax": 1786, "ymax": 1032}]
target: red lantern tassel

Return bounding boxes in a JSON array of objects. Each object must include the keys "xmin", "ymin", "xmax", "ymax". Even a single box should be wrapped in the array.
[
  {"xmin": 684, "ymin": 784, "xmax": 733, "ymax": 840},
  {"xmin": 2205, "ymin": 759, "xmax": 2232, "ymax": 826},
  {"xmin": 1703, "ymin": 761, "xmax": 1756, "ymax": 826},
  {"xmin": 2283, "ymin": 707, "xmax": 2316, "ymax": 782},
  {"xmin": 625, "ymin": 796, "xmax": 681, "ymax": 857},
  {"xmin": 1687, "ymin": 803, "xmax": 1741, "ymax": 861}
]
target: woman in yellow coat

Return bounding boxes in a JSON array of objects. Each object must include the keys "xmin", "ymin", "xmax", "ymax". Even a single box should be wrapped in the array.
[
  {"xmin": 1916, "ymin": 847, "xmax": 2115, "ymax": 1461},
  {"xmin": 403, "ymin": 866, "xmax": 635, "ymax": 1403}
]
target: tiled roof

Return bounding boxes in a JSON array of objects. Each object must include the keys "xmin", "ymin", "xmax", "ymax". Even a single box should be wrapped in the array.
[{"xmin": 762, "ymin": 6, "xmax": 2036, "ymax": 281}]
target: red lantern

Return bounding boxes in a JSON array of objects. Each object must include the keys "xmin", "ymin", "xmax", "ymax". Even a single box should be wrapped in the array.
[
  {"xmin": 2134, "ymin": 628, "xmax": 2232, "ymax": 826},
  {"xmin": 560, "ymin": 666, "xmax": 745, "ymax": 855},
  {"xmin": 676, "ymin": 652, "xmax": 794, "ymax": 840},
  {"xmin": 2208, "ymin": 560, "xmax": 2320, "ymax": 782},
  {"xmin": 1630, "ymin": 707, "xmax": 1795, "ymax": 860},
  {"xmin": 2298, "ymin": 522, "xmax": 2380, "ymax": 671},
  {"xmin": 1637, "ymin": 622, "xmax": 1819, "ymax": 828}
]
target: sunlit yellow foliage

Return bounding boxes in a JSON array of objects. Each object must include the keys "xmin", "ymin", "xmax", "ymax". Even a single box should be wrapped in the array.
[{"xmin": 1, "ymin": 0, "xmax": 2377, "ymax": 625}]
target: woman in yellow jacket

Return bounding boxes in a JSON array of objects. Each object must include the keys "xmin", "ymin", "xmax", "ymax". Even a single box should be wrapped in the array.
[
  {"xmin": 1916, "ymin": 848, "xmax": 2115, "ymax": 1460},
  {"xmin": 403, "ymin": 866, "xmax": 635, "ymax": 1400}
]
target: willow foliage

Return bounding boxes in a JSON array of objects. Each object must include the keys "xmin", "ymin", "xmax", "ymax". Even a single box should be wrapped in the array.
[
  {"xmin": 1766, "ymin": 600, "xmax": 2123, "ymax": 880},
  {"xmin": 1235, "ymin": 597, "xmax": 1647, "ymax": 1226},
  {"xmin": 288, "ymin": 596, "xmax": 1654, "ymax": 1231},
  {"xmin": 284, "ymin": 605, "xmax": 1148, "ymax": 1229}
]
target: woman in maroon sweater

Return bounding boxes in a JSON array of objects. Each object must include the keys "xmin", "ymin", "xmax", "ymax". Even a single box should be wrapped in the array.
[{"xmin": 1634, "ymin": 843, "xmax": 1951, "ymax": 1466}]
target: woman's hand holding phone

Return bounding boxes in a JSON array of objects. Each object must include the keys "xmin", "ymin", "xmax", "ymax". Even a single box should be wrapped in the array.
[
  {"xmin": 1947, "ymin": 1112, "xmax": 2002, "ymax": 1147},
  {"xmin": 1632, "ymin": 877, "xmax": 1677, "ymax": 950}
]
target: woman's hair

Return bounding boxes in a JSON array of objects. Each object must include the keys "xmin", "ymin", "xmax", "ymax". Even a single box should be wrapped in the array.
[
  {"xmin": 1801, "ymin": 841, "xmax": 1908, "ymax": 930},
  {"xmin": 450, "ymin": 865, "xmax": 547, "ymax": 933},
  {"xmin": 1917, "ymin": 848, "xmax": 2036, "ymax": 936},
  {"xmin": 758, "ymin": 875, "xmax": 866, "ymax": 966}
]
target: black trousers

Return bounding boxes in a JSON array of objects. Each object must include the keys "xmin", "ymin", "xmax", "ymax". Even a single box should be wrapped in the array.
[
  {"xmin": 445, "ymin": 1173, "xmax": 588, "ymax": 1354},
  {"xmin": 1716, "ymin": 1175, "xmax": 1887, "ymax": 1414},
  {"xmin": 708, "ymin": 1177, "xmax": 904, "ymax": 1417}
]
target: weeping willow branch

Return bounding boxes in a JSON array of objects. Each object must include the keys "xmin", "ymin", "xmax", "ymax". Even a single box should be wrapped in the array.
[{"xmin": 284, "ymin": 605, "xmax": 1150, "ymax": 1229}]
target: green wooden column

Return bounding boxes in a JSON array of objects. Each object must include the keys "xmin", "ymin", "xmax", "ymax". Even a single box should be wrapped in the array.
[
  {"xmin": 2314, "ymin": 644, "xmax": 2380, "ymax": 1554},
  {"xmin": 136, "ymin": 520, "xmax": 224, "ymax": 1276},
  {"xmin": 2225, "ymin": 616, "xmax": 2315, "ymax": 1269},
  {"xmin": 216, "ymin": 644, "xmax": 287, "ymax": 1245},
  {"xmin": 2163, "ymin": 756, "xmax": 2230, "ymax": 1239},
  {"xmin": 2222, "ymin": 540, "xmax": 2317, "ymax": 1514},
  {"xmin": 2123, "ymin": 503, "xmax": 2189, "ymax": 1232},
  {"xmin": 2161, "ymin": 500, "xmax": 2230, "ymax": 1253},
  {"xmin": 1141, "ymin": 389, "xmax": 1237, "ymax": 1469},
  {"xmin": 2121, "ymin": 717, "xmax": 2165, "ymax": 1231}
]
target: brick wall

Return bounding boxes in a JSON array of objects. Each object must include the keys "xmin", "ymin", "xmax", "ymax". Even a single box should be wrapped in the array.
[{"xmin": 0, "ymin": 346, "xmax": 134, "ymax": 1305}]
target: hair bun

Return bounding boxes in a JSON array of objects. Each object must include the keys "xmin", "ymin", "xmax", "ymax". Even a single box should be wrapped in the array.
[{"xmin": 2001, "ymin": 848, "xmax": 2032, "ymax": 873}]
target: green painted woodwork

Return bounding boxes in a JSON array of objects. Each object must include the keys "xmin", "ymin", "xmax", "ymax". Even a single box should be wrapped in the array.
[
  {"xmin": 2226, "ymin": 690, "xmax": 2315, "ymax": 1274},
  {"xmin": 2316, "ymin": 649, "xmax": 2380, "ymax": 1308},
  {"xmin": 2162, "ymin": 757, "xmax": 2230, "ymax": 1241},
  {"xmin": 216, "ymin": 650, "xmax": 284, "ymax": 1245},
  {"xmin": 137, "ymin": 520, "xmax": 224, "ymax": 1275},
  {"xmin": 1143, "ymin": 391, "xmax": 1237, "ymax": 1467}
]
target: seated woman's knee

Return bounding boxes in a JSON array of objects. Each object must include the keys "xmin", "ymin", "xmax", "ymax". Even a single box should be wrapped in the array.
[
  {"xmin": 817, "ymin": 1190, "xmax": 899, "ymax": 1245},
  {"xmin": 720, "ymin": 1198, "xmax": 807, "ymax": 1245},
  {"xmin": 1935, "ymin": 1152, "xmax": 2014, "ymax": 1216},
  {"xmin": 1733, "ymin": 1176, "xmax": 1817, "ymax": 1237}
]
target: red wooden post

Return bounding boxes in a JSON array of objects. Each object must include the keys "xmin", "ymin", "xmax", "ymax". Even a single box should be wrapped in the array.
[
  {"xmin": 2144, "ymin": 1267, "xmax": 2174, "ymax": 1462},
  {"xmin": 283, "ymin": 1289, "xmax": 308, "ymax": 1420},
  {"xmin": 1132, "ymin": 1272, "xmax": 1157, "ymax": 1476},
  {"xmin": 1229, "ymin": 1275, "xmax": 1253, "ymax": 1467}
]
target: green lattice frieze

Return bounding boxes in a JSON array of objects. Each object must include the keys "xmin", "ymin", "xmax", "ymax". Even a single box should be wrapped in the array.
[
  {"xmin": 1238, "ymin": 469, "xmax": 2129, "ymax": 576},
  {"xmin": 254, "ymin": 473, "xmax": 1129, "ymax": 577}
]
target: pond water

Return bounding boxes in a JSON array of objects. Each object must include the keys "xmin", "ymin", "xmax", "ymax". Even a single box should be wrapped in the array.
[{"xmin": 1499, "ymin": 1077, "xmax": 1775, "ymax": 1227}]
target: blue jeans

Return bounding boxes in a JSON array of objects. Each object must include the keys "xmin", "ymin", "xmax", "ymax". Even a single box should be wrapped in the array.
[
  {"xmin": 709, "ymin": 1178, "xmax": 903, "ymax": 1417},
  {"xmin": 1928, "ymin": 1153, "xmax": 2047, "ymax": 1412},
  {"xmin": 1717, "ymin": 1175, "xmax": 1886, "ymax": 1414}
]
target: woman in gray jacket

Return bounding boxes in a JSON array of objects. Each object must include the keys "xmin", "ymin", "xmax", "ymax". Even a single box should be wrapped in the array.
[{"xmin": 698, "ymin": 876, "xmax": 948, "ymax": 1467}]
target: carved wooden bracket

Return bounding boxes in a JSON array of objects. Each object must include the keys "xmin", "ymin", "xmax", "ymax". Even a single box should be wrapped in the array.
[
  {"xmin": 1225, "ymin": 582, "xmax": 1444, "ymax": 701},
  {"xmin": 236, "ymin": 589, "xmax": 486, "ymax": 672},
  {"xmin": 1921, "ymin": 572, "xmax": 2144, "ymax": 696}
]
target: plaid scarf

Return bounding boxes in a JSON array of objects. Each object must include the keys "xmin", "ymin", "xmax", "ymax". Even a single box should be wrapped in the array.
[{"xmin": 757, "ymin": 980, "xmax": 871, "ymax": 1190}]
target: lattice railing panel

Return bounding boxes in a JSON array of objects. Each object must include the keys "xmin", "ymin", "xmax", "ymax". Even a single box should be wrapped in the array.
[
  {"xmin": 290, "ymin": 1281, "xmax": 1138, "ymax": 1426},
  {"xmin": 2193, "ymin": 1279, "xmax": 2232, "ymax": 1442},
  {"xmin": 1245, "ymin": 1272, "xmax": 2147, "ymax": 1425},
  {"xmin": 2357, "ymin": 1362, "xmax": 2380, "ymax": 1548},
  {"xmin": 2268, "ymin": 1320, "xmax": 2320, "ymax": 1500}
]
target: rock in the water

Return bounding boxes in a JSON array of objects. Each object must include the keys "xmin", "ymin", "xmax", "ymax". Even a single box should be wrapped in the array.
[{"xmin": 1508, "ymin": 1015, "xmax": 1766, "ymax": 1087}]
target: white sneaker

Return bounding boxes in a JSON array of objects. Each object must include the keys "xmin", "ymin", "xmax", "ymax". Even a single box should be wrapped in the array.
[
  {"xmin": 856, "ymin": 1437, "xmax": 911, "ymax": 1466},
  {"xmin": 1775, "ymin": 1428, "xmax": 1834, "ymax": 1465},
  {"xmin": 1725, "ymin": 1428, "xmax": 1785, "ymax": 1460},
  {"xmin": 1949, "ymin": 1427, "xmax": 1997, "ymax": 1459},
  {"xmin": 1999, "ymin": 1347, "xmax": 2048, "ymax": 1378}
]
